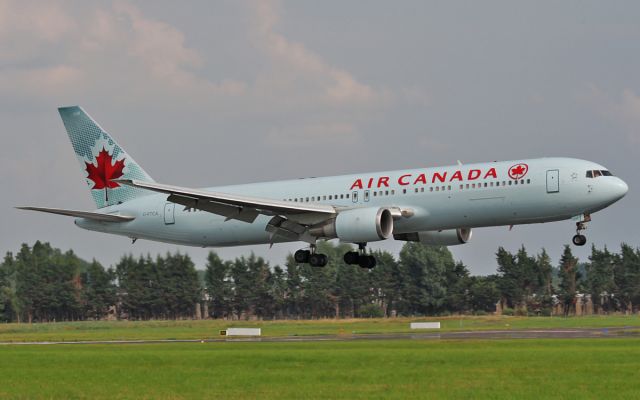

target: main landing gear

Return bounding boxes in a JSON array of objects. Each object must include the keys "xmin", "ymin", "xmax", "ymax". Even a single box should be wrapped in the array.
[
  {"xmin": 294, "ymin": 245, "xmax": 328, "ymax": 267},
  {"xmin": 572, "ymin": 214, "xmax": 591, "ymax": 247},
  {"xmin": 343, "ymin": 243, "xmax": 377, "ymax": 269}
]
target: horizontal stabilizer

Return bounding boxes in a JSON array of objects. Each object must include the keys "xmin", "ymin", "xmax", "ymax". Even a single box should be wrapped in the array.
[{"xmin": 16, "ymin": 207, "xmax": 135, "ymax": 222}]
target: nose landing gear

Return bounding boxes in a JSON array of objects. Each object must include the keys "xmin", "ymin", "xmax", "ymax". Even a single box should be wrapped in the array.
[
  {"xmin": 343, "ymin": 243, "xmax": 377, "ymax": 269},
  {"xmin": 294, "ymin": 245, "xmax": 328, "ymax": 267},
  {"xmin": 572, "ymin": 214, "xmax": 591, "ymax": 246}
]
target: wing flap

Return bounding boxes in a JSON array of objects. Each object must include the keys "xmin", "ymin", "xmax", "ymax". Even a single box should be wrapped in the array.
[
  {"xmin": 16, "ymin": 207, "xmax": 135, "ymax": 222},
  {"xmin": 116, "ymin": 179, "xmax": 337, "ymax": 221}
]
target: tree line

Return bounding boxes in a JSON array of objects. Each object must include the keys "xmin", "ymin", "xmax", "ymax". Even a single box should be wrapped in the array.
[{"xmin": 0, "ymin": 240, "xmax": 639, "ymax": 322}]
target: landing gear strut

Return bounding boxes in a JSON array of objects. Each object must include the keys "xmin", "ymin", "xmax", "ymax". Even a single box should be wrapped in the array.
[
  {"xmin": 294, "ymin": 245, "xmax": 328, "ymax": 267},
  {"xmin": 344, "ymin": 243, "xmax": 377, "ymax": 269},
  {"xmin": 572, "ymin": 214, "xmax": 590, "ymax": 247}
]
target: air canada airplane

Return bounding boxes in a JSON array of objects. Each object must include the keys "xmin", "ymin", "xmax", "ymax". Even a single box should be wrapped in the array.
[{"xmin": 19, "ymin": 106, "xmax": 628, "ymax": 268}]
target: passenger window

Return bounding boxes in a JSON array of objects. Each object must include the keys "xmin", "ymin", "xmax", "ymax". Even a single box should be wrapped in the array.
[
  {"xmin": 373, "ymin": 191, "xmax": 377, "ymax": 197},
  {"xmin": 403, "ymin": 189, "xmax": 406, "ymax": 194},
  {"xmin": 466, "ymin": 184, "xmax": 470, "ymax": 189},
  {"xmin": 509, "ymin": 181, "xmax": 512, "ymax": 186},
  {"xmin": 346, "ymin": 194, "xmax": 349, "ymax": 199},
  {"xmin": 415, "ymin": 188, "xmax": 419, "ymax": 193},
  {"xmin": 472, "ymin": 184, "xmax": 476, "ymax": 188},
  {"xmin": 391, "ymin": 190, "xmax": 395, "ymax": 195},
  {"xmin": 329, "ymin": 195, "xmax": 332, "ymax": 200},
  {"xmin": 435, "ymin": 186, "xmax": 440, "ymax": 192},
  {"xmin": 484, "ymin": 182, "xmax": 487, "ymax": 187},
  {"xmin": 520, "ymin": 180, "xmax": 524, "ymax": 185},
  {"xmin": 421, "ymin": 187, "xmax": 424, "ymax": 192},
  {"xmin": 527, "ymin": 179, "xmax": 530, "ymax": 184},
  {"xmin": 460, "ymin": 185, "xmax": 464, "ymax": 190},
  {"xmin": 340, "ymin": 194, "xmax": 344, "ymax": 199}
]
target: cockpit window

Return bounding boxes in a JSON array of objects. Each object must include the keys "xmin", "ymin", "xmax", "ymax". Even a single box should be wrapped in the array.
[{"xmin": 586, "ymin": 170, "xmax": 613, "ymax": 178}]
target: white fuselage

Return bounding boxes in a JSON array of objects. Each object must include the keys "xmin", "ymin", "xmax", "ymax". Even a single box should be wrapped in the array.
[{"xmin": 77, "ymin": 157, "xmax": 628, "ymax": 247}]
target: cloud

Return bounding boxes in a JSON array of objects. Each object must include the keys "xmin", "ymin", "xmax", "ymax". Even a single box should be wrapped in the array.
[
  {"xmin": 0, "ymin": 0, "xmax": 397, "ymax": 148},
  {"xmin": 249, "ymin": 0, "xmax": 388, "ymax": 108},
  {"xmin": 582, "ymin": 85, "xmax": 640, "ymax": 144}
]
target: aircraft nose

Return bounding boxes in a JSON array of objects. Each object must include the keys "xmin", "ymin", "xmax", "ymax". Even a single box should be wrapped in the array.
[{"xmin": 611, "ymin": 178, "xmax": 629, "ymax": 200}]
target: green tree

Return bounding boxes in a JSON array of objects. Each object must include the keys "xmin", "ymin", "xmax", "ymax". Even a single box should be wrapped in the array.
[
  {"xmin": 586, "ymin": 245, "xmax": 616, "ymax": 313},
  {"xmin": 558, "ymin": 245, "xmax": 580, "ymax": 316},
  {"xmin": 398, "ymin": 243, "xmax": 452, "ymax": 315},
  {"xmin": 81, "ymin": 260, "xmax": 117, "ymax": 320},
  {"xmin": 204, "ymin": 251, "xmax": 232, "ymax": 318},
  {"xmin": 614, "ymin": 244, "xmax": 640, "ymax": 313},
  {"xmin": 468, "ymin": 275, "xmax": 500, "ymax": 313}
]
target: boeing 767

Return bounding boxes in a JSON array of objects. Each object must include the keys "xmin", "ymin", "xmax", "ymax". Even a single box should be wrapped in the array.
[{"xmin": 18, "ymin": 106, "xmax": 628, "ymax": 268}]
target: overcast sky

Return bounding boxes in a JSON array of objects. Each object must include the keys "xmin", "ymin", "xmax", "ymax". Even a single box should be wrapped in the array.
[{"xmin": 1, "ymin": 0, "xmax": 638, "ymax": 274}]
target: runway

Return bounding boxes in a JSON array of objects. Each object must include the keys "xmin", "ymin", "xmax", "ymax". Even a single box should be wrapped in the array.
[{"xmin": 1, "ymin": 327, "xmax": 638, "ymax": 346}]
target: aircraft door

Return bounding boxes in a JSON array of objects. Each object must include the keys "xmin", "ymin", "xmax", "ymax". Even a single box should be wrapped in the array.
[
  {"xmin": 164, "ymin": 202, "xmax": 175, "ymax": 224},
  {"xmin": 546, "ymin": 170, "xmax": 559, "ymax": 193}
]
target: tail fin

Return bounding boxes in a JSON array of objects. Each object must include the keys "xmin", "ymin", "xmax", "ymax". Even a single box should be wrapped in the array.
[{"xmin": 58, "ymin": 106, "xmax": 155, "ymax": 209}]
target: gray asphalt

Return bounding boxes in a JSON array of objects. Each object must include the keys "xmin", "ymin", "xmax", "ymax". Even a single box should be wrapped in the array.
[{"xmin": 1, "ymin": 327, "xmax": 638, "ymax": 346}]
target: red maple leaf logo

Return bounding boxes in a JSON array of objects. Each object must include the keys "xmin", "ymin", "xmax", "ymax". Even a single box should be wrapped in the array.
[
  {"xmin": 85, "ymin": 147, "xmax": 125, "ymax": 202},
  {"xmin": 508, "ymin": 163, "xmax": 528, "ymax": 179}
]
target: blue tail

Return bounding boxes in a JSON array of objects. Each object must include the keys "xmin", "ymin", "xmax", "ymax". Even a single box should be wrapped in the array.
[{"xmin": 58, "ymin": 106, "xmax": 155, "ymax": 209}]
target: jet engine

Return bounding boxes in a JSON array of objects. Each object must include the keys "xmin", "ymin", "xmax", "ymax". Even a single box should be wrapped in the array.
[
  {"xmin": 394, "ymin": 228, "xmax": 472, "ymax": 246},
  {"xmin": 309, "ymin": 207, "xmax": 394, "ymax": 243}
]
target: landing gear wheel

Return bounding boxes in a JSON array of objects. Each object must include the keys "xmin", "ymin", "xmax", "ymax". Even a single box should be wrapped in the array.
[
  {"xmin": 358, "ymin": 255, "xmax": 376, "ymax": 269},
  {"xmin": 344, "ymin": 251, "xmax": 359, "ymax": 265},
  {"xmin": 294, "ymin": 249, "xmax": 311, "ymax": 264},
  {"xmin": 309, "ymin": 253, "xmax": 328, "ymax": 267},
  {"xmin": 572, "ymin": 234, "xmax": 587, "ymax": 246},
  {"xmin": 572, "ymin": 214, "xmax": 590, "ymax": 247}
]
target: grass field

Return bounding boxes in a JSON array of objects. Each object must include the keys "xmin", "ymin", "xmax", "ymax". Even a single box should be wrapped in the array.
[
  {"xmin": 1, "ymin": 338, "xmax": 639, "ymax": 399},
  {"xmin": 0, "ymin": 315, "xmax": 639, "ymax": 342}
]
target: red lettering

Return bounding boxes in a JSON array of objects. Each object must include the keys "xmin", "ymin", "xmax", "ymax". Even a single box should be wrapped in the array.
[
  {"xmin": 414, "ymin": 173, "xmax": 427, "ymax": 185},
  {"xmin": 432, "ymin": 171, "xmax": 447, "ymax": 183},
  {"xmin": 367, "ymin": 178, "xmax": 374, "ymax": 189},
  {"xmin": 449, "ymin": 170, "xmax": 463, "ymax": 181},
  {"xmin": 398, "ymin": 174, "xmax": 411, "ymax": 186},
  {"xmin": 378, "ymin": 176, "xmax": 389, "ymax": 188},
  {"xmin": 350, "ymin": 179, "xmax": 363, "ymax": 190},
  {"xmin": 468, "ymin": 169, "xmax": 481, "ymax": 180},
  {"xmin": 484, "ymin": 168, "xmax": 497, "ymax": 179}
]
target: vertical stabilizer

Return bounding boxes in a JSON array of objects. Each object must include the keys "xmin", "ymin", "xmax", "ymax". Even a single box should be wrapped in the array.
[{"xmin": 58, "ymin": 106, "xmax": 155, "ymax": 209}]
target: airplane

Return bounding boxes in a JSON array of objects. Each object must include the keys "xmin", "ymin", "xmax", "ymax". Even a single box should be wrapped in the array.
[{"xmin": 18, "ymin": 106, "xmax": 629, "ymax": 268}]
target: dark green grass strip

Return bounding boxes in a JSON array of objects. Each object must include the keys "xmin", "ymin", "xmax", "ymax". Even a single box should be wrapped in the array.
[
  {"xmin": 1, "ymin": 315, "xmax": 639, "ymax": 342},
  {"xmin": 0, "ymin": 339, "xmax": 639, "ymax": 399}
]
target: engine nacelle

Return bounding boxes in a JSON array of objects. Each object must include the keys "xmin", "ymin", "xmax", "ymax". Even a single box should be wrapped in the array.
[
  {"xmin": 394, "ymin": 228, "xmax": 472, "ymax": 246},
  {"xmin": 309, "ymin": 207, "xmax": 394, "ymax": 243}
]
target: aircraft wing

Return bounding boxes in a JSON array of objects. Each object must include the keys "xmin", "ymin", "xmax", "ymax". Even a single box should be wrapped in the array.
[
  {"xmin": 16, "ymin": 206, "xmax": 135, "ymax": 222},
  {"xmin": 114, "ymin": 179, "xmax": 337, "ymax": 225}
]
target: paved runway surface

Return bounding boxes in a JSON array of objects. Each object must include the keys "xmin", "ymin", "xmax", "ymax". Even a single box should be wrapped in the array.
[{"xmin": 1, "ymin": 327, "xmax": 638, "ymax": 346}]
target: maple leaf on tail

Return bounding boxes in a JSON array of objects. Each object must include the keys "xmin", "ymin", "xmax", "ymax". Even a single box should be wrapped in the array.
[{"xmin": 85, "ymin": 147, "xmax": 125, "ymax": 203}]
